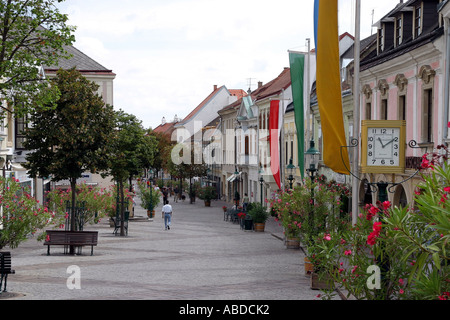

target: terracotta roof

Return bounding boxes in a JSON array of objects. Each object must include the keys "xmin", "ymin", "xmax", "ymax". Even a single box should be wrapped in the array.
[
  {"xmin": 229, "ymin": 89, "xmax": 247, "ymax": 100},
  {"xmin": 178, "ymin": 86, "xmax": 225, "ymax": 124},
  {"xmin": 252, "ymin": 67, "xmax": 291, "ymax": 102},
  {"xmin": 153, "ymin": 121, "xmax": 178, "ymax": 137},
  {"xmin": 179, "ymin": 86, "xmax": 247, "ymax": 125}
]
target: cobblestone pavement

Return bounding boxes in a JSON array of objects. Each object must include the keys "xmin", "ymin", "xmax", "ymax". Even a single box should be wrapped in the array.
[{"xmin": 1, "ymin": 193, "xmax": 328, "ymax": 301}]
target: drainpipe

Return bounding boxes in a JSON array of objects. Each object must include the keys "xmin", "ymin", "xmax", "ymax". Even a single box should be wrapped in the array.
[{"xmin": 444, "ymin": 18, "xmax": 450, "ymax": 143}]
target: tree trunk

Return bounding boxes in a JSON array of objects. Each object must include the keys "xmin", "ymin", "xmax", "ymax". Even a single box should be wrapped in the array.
[
  {"xmin": 70, "ymin": 178, "xmax": 77, "ymax": 254},
  {"xmin": 119, "ymin": 179, "xmax": 126, "ymax": 236}
]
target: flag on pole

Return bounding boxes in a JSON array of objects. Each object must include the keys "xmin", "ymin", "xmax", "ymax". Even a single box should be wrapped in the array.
[
  {"xmin": 269, "ymin": 100, "xmax": 286, "ymax": 190},
  {"xmin": 314, "ymin": 0, "xmax": 350, "ymax": 175},
  {"xmin": 289, "ymin": 52, "xmax": 305, "ymax": 180}
]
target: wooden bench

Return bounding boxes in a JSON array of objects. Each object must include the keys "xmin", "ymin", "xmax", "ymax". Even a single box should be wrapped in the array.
[
  {"xmin": 0, "ymin": 252, "xmax": 15, "ymax": 293},
  {"xmin": 44, "ymin": 230, "xmax": 98, "ymax": 256}
]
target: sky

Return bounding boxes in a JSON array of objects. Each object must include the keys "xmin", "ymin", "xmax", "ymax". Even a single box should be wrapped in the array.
[{"xmin": 56, "ymin": 0, "xmax": 399, "ymax": 130}]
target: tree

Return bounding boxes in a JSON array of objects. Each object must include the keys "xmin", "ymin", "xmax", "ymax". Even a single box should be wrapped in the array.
[
  {"xmin": 167, "ymin": 144, "xmax": 208, "ymax": 203},
  {"xmin": 23, "ymin": 68, "xmax": 116, "ymax": 240},
  {"xmin": 0, "ymin": 0, "xmax": 75, "ymax": 118},
  {"xmin": 103, "ymin": 110, "xmax": 157, "ymax": 236}
]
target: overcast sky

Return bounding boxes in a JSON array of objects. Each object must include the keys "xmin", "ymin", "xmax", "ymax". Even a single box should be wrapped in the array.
[{"xmin": 57, "ymin": 0, "xmax": 399, "ymax": 129}]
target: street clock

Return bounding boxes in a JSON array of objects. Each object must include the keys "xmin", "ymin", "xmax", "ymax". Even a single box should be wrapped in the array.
[{"xmin": 361, "ymin": 120, "xmax": 406, "ymax": 174}]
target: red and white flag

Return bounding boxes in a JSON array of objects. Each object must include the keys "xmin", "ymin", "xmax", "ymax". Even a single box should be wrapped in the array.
[{"xmin": 269, "ymin": 100, "xmax": 286, "ymax": 190}]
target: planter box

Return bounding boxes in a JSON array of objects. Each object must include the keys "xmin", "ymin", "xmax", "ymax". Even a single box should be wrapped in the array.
[
  {"xmin": 254, "ymin": 222, "xmax": 265, "ymax": 232},
  {"xmin": 285, "ymin": 238, "xmax": 300, "ymax": 249},
  {"xmin": 304, "ymin": 257, "xmax": 314, "ymax": 275},
  {"xmin": 310, "ymin": 272, "xmax": 334, "ymax": 291}
]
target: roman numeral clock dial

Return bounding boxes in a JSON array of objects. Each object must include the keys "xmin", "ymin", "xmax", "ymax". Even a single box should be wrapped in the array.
[{"xmin": 361, "ymin": 121, "xmax": 406, "ymax": 174}]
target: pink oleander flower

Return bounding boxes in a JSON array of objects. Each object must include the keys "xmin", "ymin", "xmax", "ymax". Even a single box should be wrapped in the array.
[
  {"xmin": 344, "ymin": 250, "xmax": 352, "ymax": 256},
  {"xmin": 323, "ymin": 233, "xmax": 331, "ymax": 241},
  {"xmin": 382, "ymin": 201, "xmax": 391, "ymax": 210}
]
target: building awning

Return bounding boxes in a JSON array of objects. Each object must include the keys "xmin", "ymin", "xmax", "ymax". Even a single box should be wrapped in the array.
[{"xmin": 227, "ymin": 172, "xmax": 243, "ymax": 183}]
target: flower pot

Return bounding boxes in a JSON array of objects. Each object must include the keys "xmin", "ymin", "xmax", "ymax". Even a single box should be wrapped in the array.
[
  {"xmin": 304, "ymin": 257, "xmax": 314, "ymax": 275},
  {"xmin": 254, "ymin": 222, "xmax": 265, "ymax": 232},
  {"xmin": 204, "ymin": 200, "xmax": 211, "ymax": 207},
  {"xmin": 147, "ymin": 210, "xmax": 155, "ymax": 219},
  {"xmin": 310, "ymin": 272, "xmax": 334, "ymax": 291},
  {"xmin": 285, "ymin": 237, "xmax": 300, "ymax": 249}
]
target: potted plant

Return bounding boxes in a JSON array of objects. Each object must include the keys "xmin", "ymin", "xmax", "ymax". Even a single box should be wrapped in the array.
[
  {"xmin": 137, "ymin": 181, "xmax": 161, "ymax": 218},
  {"xmin": 198, "ymin": 186, "xmax": 217, "ymax": 207},
  {"xmin": 248, "ymin": 203, "xmax": 269, "ymax": 232}
]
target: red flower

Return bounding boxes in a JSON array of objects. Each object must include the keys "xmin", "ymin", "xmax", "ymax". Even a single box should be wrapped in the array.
[
  {"xmin": 438, "ymin": 292, "xmax": 449, "ymax": 300},
  {"xmin": 367, "ymin": 222, "xmax": 382, "ymax": 246},
  {"xmin": 382, "ymin": 201, "xmax": 391, "ymax": 211}
]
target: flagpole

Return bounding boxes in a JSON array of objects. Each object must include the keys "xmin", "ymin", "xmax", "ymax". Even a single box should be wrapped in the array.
[
  {"xmin": 281, "ymin": 89, "xmax": 285, "ymax": 190},
  {"xmin": 306, "ymin": 38, "xmax": 311, "ymax": 174},
  {"xmin": 352, "ymin": 0, "xmax": 361, "ymax": 226}
]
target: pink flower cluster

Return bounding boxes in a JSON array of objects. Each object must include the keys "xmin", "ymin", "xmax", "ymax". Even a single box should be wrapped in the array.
[{"xmin": 367, "ymin": 222, "xmax": 382, "ymax": 246}]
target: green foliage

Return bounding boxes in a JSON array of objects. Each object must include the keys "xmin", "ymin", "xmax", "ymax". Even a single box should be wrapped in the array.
[
  {"xmin": 104, "ymin": 110, "xmax": 156, "ymax": 183},
  {"xmin": 24, "ymin": 68, "xmax": 115, "ymax": 182},
  {"xmin": 197, "ymin": 186, "xmax": 217, "ymax": 202},
  {"xmin": 308, "ymin": 154, "xmax": 450, "ymax": 300},
  {"xmin": 136, "ymin": 180, "xmax": 161, "ymax": 211},
  {"xmin": 45, "ymin": 183, "xmax": 124, "ymax": 224},
  {"xmin": 248, "ymin": 203, "xmax": 269, "ymax": 223},
  {"xmin": 0, "ymin": 0, "xmax": 75, "ymax": 118},
  {"xmin": 269, "ymin": 178, "xmax": 347, "ymax": 240},
  {"xmin": 0, "ymin": 177, "xmax": 53, "ymax": 249},
  {"xmin": 23, "ymin": 68, "xmax": 116, "ymax": 231}
]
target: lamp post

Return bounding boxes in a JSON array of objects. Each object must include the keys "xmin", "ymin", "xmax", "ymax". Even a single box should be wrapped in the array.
[
  {"xmin": 259, "ymin": 176, "xmax": 264, "ymax": 204},
  {"xmin": 148, "ymin": 169, "xmax": 154, "ymax": 219},
  {"xmin": 286, "ymin": 158, "xmax": 296, "ymax": 190},
  {"xmin": 305, "ymin": 139, "xmax": 321, "ymax": 243},
  {"xmin": 305, "ymin": 140, "xmax": 320, "ymax": 181},
  {"xmin": 234, "ymin": 167, "xmax": 240, "ymax": 206}
]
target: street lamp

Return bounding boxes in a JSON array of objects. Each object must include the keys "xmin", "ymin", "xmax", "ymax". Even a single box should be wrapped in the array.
[
  {"xmin": 234, "ymin": 167, "xmax": 240, "ymax": 206},
  {"xmin": 305, "ymin": 140, "xmax": 320, "ymax": 181},
  {"xmin": 305, "ymin": 139, "xmax": 321, "ymax": 243},
  {"xmin": 148, "ymin": 169, "xmax": 154, "ymax": 219},
  {"xmin": 286, "ymin": 158, "xmax": 296, "ymax": 189},
  {"xmin": 259, "ymin": 176, "xmax": 264, "ymax": 204}
]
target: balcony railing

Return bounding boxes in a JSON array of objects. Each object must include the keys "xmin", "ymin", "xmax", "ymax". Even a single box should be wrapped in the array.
[{"xmin": 405, "ymin": 156, "xmax": 422, "ymax": 170}]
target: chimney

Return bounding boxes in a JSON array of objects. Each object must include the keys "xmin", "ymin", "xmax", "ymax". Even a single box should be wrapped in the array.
[
  {"xmin": 213, "ymin": 85, "xmax": 218, "ymax": 91},
  {"xmin": 161, "ymin": 117, "xmax": 166, "ymax": 125},
  {"xmin": 258, "ymin": 81, "xmax": 263, "ymax": 88}
]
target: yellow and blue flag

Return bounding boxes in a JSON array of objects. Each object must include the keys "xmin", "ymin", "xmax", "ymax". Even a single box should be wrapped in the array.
[{"xmin": 314, "ymin": 0, "xmax": 350, "ymax": 175}]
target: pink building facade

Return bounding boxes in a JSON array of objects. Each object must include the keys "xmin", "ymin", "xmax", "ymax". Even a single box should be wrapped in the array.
[{"xmin": 358, "ymin": 0, "xmax": 446, "ymax": 207}]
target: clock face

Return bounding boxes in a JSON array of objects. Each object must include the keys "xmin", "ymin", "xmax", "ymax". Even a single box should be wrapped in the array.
[{"xmin": 367, "ymin": 127, "xmax": 401, "ymax": 167}]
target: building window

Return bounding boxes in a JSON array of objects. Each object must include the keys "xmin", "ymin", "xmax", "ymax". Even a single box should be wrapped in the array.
[
  {"xmin": 245, "ymin": 135, "xmax": 249, "ymax": 155},
  {"xmin": 290, "ymin": 141, "xmax": 294, "ymax": 163},
  {"xmin": 415, "ymin": 5, "xmax": 422, "ymax": 38},
  {"xmin": 365, "ymin": 102, "xmax": 372, "ymax": 120},
  {"xmin": 15, "ymin": 115, "xmax": 28, "ymax": 150},
  {"xmin": 422, "ymin": 89, "xmax": 433, "ymax": 143},
  {"xmin": 378, "ymin": 26, "xmax": 385, "ymax": 53},
  {"xmin": 398, "ymin": 95, "xmax": 406, "ymax": 121},
  {"xmin": 381, "ymin": 99, "xmax": 388, "ymax": 120},
  {"xmin": 396, "ymin": 16, "xmax": 403, "ymax": 46}
]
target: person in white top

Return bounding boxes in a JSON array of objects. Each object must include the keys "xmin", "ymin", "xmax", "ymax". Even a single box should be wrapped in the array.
[{"xmin": 162, "ymin": 200, "xmax": 173, "ymax": 230}]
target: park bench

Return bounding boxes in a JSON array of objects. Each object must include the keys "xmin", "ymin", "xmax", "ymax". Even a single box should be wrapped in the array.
[
  {"xmin": 44, "ymin": 230, "xmax": 98, "ymax": 256},
  {"xmin": 0, "ymin": 252, "xmax": 15, "ymax": 293}
]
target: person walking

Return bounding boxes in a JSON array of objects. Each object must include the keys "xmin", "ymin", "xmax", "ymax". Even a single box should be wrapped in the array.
[
  {"xmin": 174, "ymin": 186, "xmax": 179, "ymax": 203},
  {"xmin": 162, "ymin": 200, "xmax": 173, "ymax": 230},
  {"xmin": 243, "ymin": 193, "xmax": 249, "ymax": 211}
]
